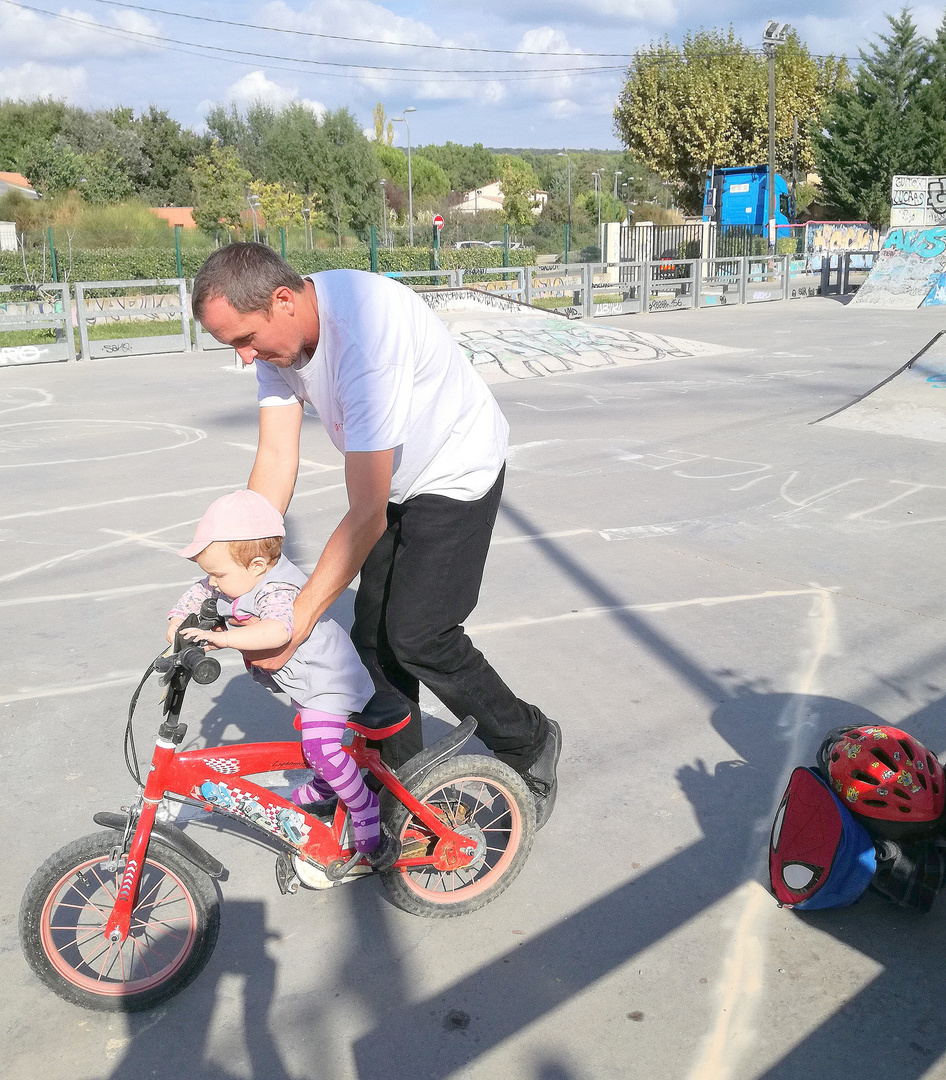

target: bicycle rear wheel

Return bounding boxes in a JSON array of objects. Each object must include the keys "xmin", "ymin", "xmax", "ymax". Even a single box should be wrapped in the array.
[
  {"xmin": 383, "ymin": 755, "xmax": 535, "ymax": 917},
  {"xmin": 19, "ymin": 830, "xmax": 219, "ymax": 1011}
]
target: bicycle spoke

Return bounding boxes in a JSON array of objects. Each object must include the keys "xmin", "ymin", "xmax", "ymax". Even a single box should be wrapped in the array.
[
  {"xmin": 88, "ymin": 866, "xmax": 118, "ymax": 903},
  {"xmin": 95, "ymin": 940, "xmax": 118, "ymax": 981},
  {"xmin": 62, "ymin": 885, "xmax": 111, "ymax": 921},
  {"xmin": 130, "ymin": 935, "xmax": 153, "ymax": 978}
]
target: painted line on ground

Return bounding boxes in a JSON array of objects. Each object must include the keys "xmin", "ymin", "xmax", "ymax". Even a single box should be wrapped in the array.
[
  {"xmin": 4, "ymin": 588, "xmax": 831, "ymax": 702},
  {"xmin": 469, "ymin": 589, "xmax": 828, "ymax": 634},
  {"xmin": 0, "ymin": 419, "xmax": 205, "ymax": 469}
]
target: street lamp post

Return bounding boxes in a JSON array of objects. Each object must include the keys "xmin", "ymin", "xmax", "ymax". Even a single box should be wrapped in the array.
[
  {"xmin": 593, "ymin": 170, "xmax": 603, "ymax": 243},
  {"xmin": 613, "ymin": 169, "xmax": 622, "ymax": 207},
  {"xmin": 247, "ymin": 193, "xmax": 261, "ymax": 243},
  {"xmin": 763, "ymin": 20, "xmax": 791, "ymax": 253},
  {"xmin": 379, "ymin": 179, "xmax": 387, "ymax": 248},
  {"xmin": 301, "ymin": 206, "xmax": 310, "ymax": 250},
  {"xmin": 392, "ymin": 106, "xmax": 417, "ymax": 246}
]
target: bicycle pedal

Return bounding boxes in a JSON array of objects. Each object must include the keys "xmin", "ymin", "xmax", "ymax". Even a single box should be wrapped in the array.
[
  {"xmin": 292, "ymin": 855, "xmax": 359, "ymax": 890},
  {"xmin": 275, "ymin": 852, "xmax": 299, "ymax": 895}
]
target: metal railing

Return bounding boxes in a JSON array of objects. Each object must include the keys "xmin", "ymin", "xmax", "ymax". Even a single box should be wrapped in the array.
[
  {"xmin": 1, "ymin": 254, "xmax": 877, "ymax": 368},
  {"xmin": 0, "ymin": 283, "xmax": 74, "ymax": 366},
  {"xmin": 74, "ymin": 278, "xmax": 190, "ymax": 362}
]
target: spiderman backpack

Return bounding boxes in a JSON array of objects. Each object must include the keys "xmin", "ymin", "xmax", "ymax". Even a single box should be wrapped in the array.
[{"xmin": 769, "ymin": 767, "xmax": 877, "ymax": 910}]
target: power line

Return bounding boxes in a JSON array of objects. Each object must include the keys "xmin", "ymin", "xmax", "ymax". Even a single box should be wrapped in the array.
[
  {"xmin": 77, "ymin": 0, "xmax": 644, "ymax": 58},
  {"xmin": 1, "ymin": 0, "xmax": 626, "ymax": 79}
]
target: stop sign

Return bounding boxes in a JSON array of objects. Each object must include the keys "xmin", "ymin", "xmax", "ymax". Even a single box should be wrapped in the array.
[{"xmin": 433, "ymin": 214, "xmax": 444, "ymax": 231}]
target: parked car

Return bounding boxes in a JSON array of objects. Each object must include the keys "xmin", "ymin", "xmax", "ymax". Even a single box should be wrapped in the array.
[{"xmin": 453, "ymin": 240, "xmax": 490, "ymax": 249}]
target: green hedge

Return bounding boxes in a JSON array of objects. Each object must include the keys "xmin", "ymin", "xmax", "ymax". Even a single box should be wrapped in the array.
[{"xmin": 0, "ymin": 245, "xmax": 536, "ymax": 285}]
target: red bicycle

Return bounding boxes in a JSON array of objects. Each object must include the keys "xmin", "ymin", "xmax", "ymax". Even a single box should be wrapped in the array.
[{"xmin": 19, "ymin": 603, "xmax": 535, "ymax": 1011}]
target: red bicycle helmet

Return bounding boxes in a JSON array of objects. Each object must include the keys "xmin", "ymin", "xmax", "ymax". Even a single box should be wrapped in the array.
[{"xmin": 817, "ymin": 726, "xmax": 945, "ymax": 838}]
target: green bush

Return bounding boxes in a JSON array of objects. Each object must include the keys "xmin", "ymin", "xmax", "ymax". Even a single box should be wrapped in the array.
[{"xmin": 0, "ymin": 244, "xmax": 536, "ymax": 285}]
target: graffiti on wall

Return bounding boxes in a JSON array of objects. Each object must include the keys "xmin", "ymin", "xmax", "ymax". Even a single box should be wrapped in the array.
[
  {"xmin": 804, "ymin": 221, "xmax": 878, "ymax": 270},
  {"xmin": 891, "ymin": 176, "xmax": 946, "ymax": 227},
  {"xmin": 852, "ymin": 227, "xmax": 946, "ymax": 308}
]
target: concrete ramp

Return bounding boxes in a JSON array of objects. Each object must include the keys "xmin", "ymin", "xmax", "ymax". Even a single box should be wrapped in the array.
[
  {"xmin": 423, "ymin": 287, "xmax": 733, "ymax": 383},
  {"xmin": 814, "ymin": 331, "xmax": 946, "ymax": 442},
  {"xmin": 852, "ymin": 227, "xmax": 946, "ymax": 308}
]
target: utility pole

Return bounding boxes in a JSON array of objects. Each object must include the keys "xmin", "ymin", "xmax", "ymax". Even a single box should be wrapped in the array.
[
  {"xmin": 763, "ymin": 20, "xmax": 791, "ymax": 253},
  {"xmin": 557, "ymin": 150, "xmax": 571, "ymax": 264},
  {"xmin": 392, "ymin": 107, "xmax": 417, "ymax": 246}
]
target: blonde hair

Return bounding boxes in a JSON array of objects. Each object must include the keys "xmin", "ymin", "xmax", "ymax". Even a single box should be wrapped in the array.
[{"xmin": 227, "ymin": 536, "xmax": 283, "ymax": 567}]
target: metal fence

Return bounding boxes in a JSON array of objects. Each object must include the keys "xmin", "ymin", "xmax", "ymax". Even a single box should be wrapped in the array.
[
  {"xmin": 0, "ymin": 283, "xmax": 74, "ymax": 367},
  {"xmin": 0, "ymin": 255, "xmax": 869, "ymax": 367}
]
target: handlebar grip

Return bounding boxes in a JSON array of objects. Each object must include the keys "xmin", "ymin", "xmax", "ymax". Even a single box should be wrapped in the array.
[{"xmin": 179, "ymin": 645, "xmax": 220, "ymax": 685}]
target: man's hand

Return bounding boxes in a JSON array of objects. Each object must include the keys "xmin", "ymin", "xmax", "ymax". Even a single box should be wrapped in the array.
[
  {"xmin": 248, "ymin": 449, "xmax": 394, "ymax": 673},
  {"xmin": 243, "ymin": 627, "xmax": 308, "ymax": 672}
]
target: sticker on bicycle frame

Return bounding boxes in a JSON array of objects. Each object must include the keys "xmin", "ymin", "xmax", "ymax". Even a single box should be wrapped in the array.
[
  {"xmin": 197, "ymin": 780, "xmax": 311, "ymax": 846},
  {"xmin": 203, "ymin": 757, "xmax": 241, "ymax": 774}
]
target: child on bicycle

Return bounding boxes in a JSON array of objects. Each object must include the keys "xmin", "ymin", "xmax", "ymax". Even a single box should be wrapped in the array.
[{"xmin": 166, "ymin": 489, "xmax": 393, "ymax": 863}]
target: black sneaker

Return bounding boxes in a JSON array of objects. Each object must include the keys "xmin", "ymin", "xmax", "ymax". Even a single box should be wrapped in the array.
[
  {"xmin": 520, "ymin": 718, "xmax": 561, "ymax": 830},
  {"xmin": 297, "ymin": 796, "xmax": 339, "ymax": 821},
  {"xmin": 366, "ymin": 823, "xmax": 401, "ymax": 872}
]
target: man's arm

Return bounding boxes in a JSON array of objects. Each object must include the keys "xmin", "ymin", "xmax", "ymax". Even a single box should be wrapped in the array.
[
  {"xmin": 248, "ymin": 402, "xmax": 304, "ymax": 515},
  {"xmin": 247, "ymin": 448, "xmax": 393, "ymax": 672}
]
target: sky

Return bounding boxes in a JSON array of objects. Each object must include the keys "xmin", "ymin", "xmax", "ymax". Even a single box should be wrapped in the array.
[{"xmin": 0, "ymin": 0, "xmax": 944, "ymax": 150}]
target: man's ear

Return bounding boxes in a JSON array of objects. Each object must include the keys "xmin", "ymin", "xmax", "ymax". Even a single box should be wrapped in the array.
[{"xmin": 272, "ymin": 285, "xmax": 296, "ymax": 314}]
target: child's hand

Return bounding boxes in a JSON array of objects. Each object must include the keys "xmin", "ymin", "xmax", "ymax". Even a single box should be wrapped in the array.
[
  {"xmin": 166, "ymin": 617, "xmax": 184, "ymax": 645},
  {"xmin": 178, "ymin": 626, "xmax": 228, "ymax": 651}
]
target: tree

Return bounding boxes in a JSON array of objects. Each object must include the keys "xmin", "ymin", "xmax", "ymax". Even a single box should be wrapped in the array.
[
  {"xmin": 373, "ymin": 102, "xmax": 393, "ymax": 146},
  {"xmin": 0, "ymin": 98, "xmax": 68, "ymax": 172},
  {"xmin": 190, "ymin": 143, "xmax": 251, "ymax": 236},
  {"xmin": 313, "ymin": 108, "xmax": 379, "ymax": 243},
  {"xmin": 613, "ymin": 28, "xmax": 847, "ymax": 212},
  {"xmin": 498, "ymin": 155, "xmax": 540, "ymax": 227},
  {"xmin": 415, "ymin": 141, "xmax": 497, "ymax": 193},
  {"xmin": 248, "ymin": 179, "xmax": 304, "ymax": 231},
  {"xmin": 132, "ymin": 107, "xmax": 207, "ymax": 206},
  {"xmin": 817, "ymin": 9, "xmax": 944, "ymax": 225},
  {"xmin": 374, "ymin": 145, "xmax": 449, "ymax": 204},
  {"xmin": 205, "ymin": 100, "xmax": 277, "ymax": 180}
]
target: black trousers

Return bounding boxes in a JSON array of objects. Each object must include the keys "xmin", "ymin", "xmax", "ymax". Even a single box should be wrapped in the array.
[{"xmin": 351, "ymin": 466, "xmax": 548, "ymax": 772}]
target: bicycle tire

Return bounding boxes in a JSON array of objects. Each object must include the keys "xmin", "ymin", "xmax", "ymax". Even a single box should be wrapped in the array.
[
  {"xmin": 382, "ymin": 755, "xmax": 535, "ymax": 917},
  {"xmin": 19, "ymin": 830, "xmax": 220, "ymax": 1011}
]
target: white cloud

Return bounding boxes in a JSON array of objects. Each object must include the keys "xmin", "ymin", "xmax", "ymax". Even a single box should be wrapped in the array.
[
  {"xmin": 0, "ymin": 61, "xmax": 88, "ymax": 99},
  {"xmin": 0, "ymin": 4, "xmax": 161, "ymax": 60},
  {"xmin": 547, "ymin": 98, "xmax": 580, "ymax": 119},
  {"xmin": 485, "ymin": 0, "xmax": 676, "ymax": 26},
  {"xmin": 211, "ymin": 71, "xmax": 326, "ymax": 115}
]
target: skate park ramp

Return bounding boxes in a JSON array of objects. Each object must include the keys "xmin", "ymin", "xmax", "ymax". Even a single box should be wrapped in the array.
[
  {"xmin": 421, "ymin": 287, "xmax": 734, "ymax": 383},
  {"xmin": 814, "ymin": 331, "xmax": 946, "ymax": 442},
  {"xmin": 852, "ymin": 227, "xmax": 946, "ymax": 309}
]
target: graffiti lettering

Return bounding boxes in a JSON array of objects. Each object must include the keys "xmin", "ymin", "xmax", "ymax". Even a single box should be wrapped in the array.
[
  {"xmin": 649, "ymin": 298, "xmax": 687, "ymax": 311},
  {"xmin": 892, "ymin": 189, "xmax": 926, "ymax": 207},
  {"xmin": 883, "ymin": 227, "xmax": 946, "ymax": 258},
  {"xmin": 929, "ymin": 178, "xmax": 946, "ymax": 218},
  {"xmin": 101, "ymin": 341, "xmax": 134, "ymax": 354},
  {"xmin": 0, "ymin": 345, "xmax": 43, "ymax": 365}
]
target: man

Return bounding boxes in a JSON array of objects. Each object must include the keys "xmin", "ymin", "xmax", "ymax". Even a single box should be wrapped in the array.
[{"xmin": 192, "ymin": 243, "xmax": 560, "ymax": 827}]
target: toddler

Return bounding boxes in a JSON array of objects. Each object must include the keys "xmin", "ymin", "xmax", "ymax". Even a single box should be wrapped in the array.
[{"xmin": 167, "ymin": 489, "xmax": 392, "ymax": 862}]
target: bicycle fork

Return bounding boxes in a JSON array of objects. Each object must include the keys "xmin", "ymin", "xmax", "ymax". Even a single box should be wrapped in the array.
[{"xmin": 102, "ymin": 737, "xmax": 176, "ymax": 943}]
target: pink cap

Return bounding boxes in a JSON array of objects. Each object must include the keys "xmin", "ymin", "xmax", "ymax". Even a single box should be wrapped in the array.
[{"xmin": 178, "ymin": 490, "xmax": 285, "ymax": 559}]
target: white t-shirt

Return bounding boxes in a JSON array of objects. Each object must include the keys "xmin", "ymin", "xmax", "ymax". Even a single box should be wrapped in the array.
[{"xmin": 255, "ymin": 270, "xmax": 509, "ymax": 503}]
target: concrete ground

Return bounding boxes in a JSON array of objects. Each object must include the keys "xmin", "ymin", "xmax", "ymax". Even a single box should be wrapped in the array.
[{"xmin": 2, "ymin": 296, "xmax": 946, "ymax": 1080}]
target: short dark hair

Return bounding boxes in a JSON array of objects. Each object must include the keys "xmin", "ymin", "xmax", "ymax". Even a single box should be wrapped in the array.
[{"xmin": 192, "ymin": 242, "xmax": 306, "ymax": 321}]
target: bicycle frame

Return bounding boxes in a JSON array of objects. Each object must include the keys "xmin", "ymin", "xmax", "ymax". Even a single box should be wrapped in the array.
[{"xmin": 102, "ymin": 725, "xmax": 479, "ymax": 944}]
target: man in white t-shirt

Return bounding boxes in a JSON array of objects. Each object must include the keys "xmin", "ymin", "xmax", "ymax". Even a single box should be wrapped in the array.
[{"xmin": 191, "ymin": 243, "xmax": 561, "ymax": 828}]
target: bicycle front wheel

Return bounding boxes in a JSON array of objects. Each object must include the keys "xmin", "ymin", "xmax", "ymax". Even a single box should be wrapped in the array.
[
  {"xmin": 19, "ymin": 830, "xmax": 219, "ymax": 1011},
  {"xmin": 383, "ymin": 755, "xmax": 535, "ymax": 917}
]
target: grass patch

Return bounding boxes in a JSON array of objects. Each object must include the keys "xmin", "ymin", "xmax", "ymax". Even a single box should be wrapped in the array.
[{"xmin": 85, "ymin": 318, "xmax": 185, "ymax": 340}]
